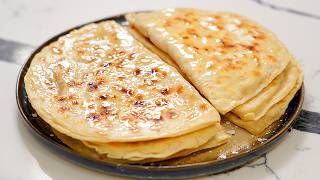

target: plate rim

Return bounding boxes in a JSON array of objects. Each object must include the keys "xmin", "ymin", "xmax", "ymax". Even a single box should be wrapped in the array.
[{"xmin": 15, "ymin": 12, "xmax": 305, "ymax": 172}]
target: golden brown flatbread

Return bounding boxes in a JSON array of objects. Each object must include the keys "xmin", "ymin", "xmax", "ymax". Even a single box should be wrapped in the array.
[
  {"xmin": 232, "ymin": 60, "xmax": 299, "ymax": 121},
  {"xmin": 224, "ymin": 63, "xmax": 303, "ymax": 135},
  {"xmin": 25, "ymin": 20, "xmax": 220, "ymax": 143},
  {"xmin": 126, "ymin": 8, "xmax": 291, "ymax": 114}
]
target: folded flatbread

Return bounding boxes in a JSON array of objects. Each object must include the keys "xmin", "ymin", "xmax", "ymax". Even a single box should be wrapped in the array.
[
  {"xmin": 224, "ymin": 63, "xmax": 303, "ymax": 135},
  {"xmin": 127, "ymin": 26, "xmax": 181, "ymax": 71},
  {"xmin": 127, "ymin": 22, "xmax": 300, "ymax": 123},
  {"xmin": 126, "ymin": 8, "xmax": 291, "ymax": 114},
  {"xmin": 53, "ymin": 124, "xmax": 229, "ymax": 163},
  {"xmin": 25, "ymin": 20, "xmax": 220, "ymax": 143},
  {"xmin": 232, "ymin": 60, "xmax": 299, "ymax": 121},
  {"xmin": 82, "ymin": 123, "xmax": 229, "ymax": 161}
]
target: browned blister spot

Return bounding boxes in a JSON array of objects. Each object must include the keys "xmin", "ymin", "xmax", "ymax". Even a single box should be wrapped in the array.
[
  {"xmin": 95, "ymin": 69, "xmax": 105, "ymax": 76},
  {"xmin": 186, "ymin": 28, "xmax": 199, "ymax": 38},
  {"xmin": 117, "ymin": 76, "xmax": 125, "ymax": 81},
  {"xmin": 102, "ymin": 62, "xmax": 113, "ymax": 67},
  {"xmin": 253, "ymin": 34, "xmax": 264, "ymax": 40},
  {"xmin": 164, "ymin": 20, "xmax": 173, "ymax": 28},
  {"xmin": 174, "ymin": 17, "xmax": 192, "ymax": 24},
  {"xmin": 135, "ymin": 94, "xmax": 144, "ymax": 101},
  {"xmin": 39, "ymin": 57, "xmax": 46, "ymax": 63},
  {"xmin": 71, "ymin": 100, "xmax": 79, "ymax": 105},
  {"xmin": 97, "ymin": 79, "xmax": 106, "ymax": 86},
  {"xmin": 128, "ymin": 53, "xmax": 136, "ymax": 60},
  {"xmin": 161, "ymin": 87, "xmax": 170, "ymax": 95},
  {"xmin": 267, "ymin": 55, "xmax": 277, "ymax": 63},
  {"xmin": 199, "ymin": 104, "xmax": 208, "ymax": 111},
  {"xmin": 88, "ymin": 104, "xmax": 95, "ymax": 109},
  {"xmin": 44, "ymin": 79, "xmax": 56, "ymax": 90},
  {"xmin": 67, "ymin": 80, "xmax": 76, "ymax": 87},
  {"xmin": 213, "ymin": 15, "xmax": 222, "ymax": 20},
  {"xmin": 251, "ymin": 30, "xmax": 266, "ymax": 40},
  {"xmin": 115, "ymin": 85, "xmax": 134, "ymax": 96},
  {"xmin": 155, "ymin": 98, "xmax": 169, "ymax": 106},
  {"xmin": 176, "ymin": 85, "xmax": 185, "ymax": 94},
  {"xmin": 110, "ymin": 31, "xmax": 119, "ymax": 42},
  {"xmin": 99, "ymin": 106, "xmax": 110, "ymax": 115},
  {"xmin": 114, "ymin": 58, "xmax": 125, "ymax": 68},
  {"xmin": 223, "ymin": 43, "xmax": 235, "ymax": 49},
  {"xmin": 130, "ymin": 108, "xmax": 162, "ymax": 123},
  {"xmin": 99, "ymin": 95, "xmax": 107, "ymax": 100},
  {"xmin": 190, "ymin": 45, "xmax": 200, "ymax": 54},
  {"xmin": 87, "ymin": 82, "xmax": 98, "ymax": 91},
  {"xmin": 133, "ymin": 68, "xmax": 141, "ymax": 76},
  {"xmin": 150, "ymin": 67, "xmax": 167, "ymax": 78},
  {"xmin": 241, "ymin": 45, "xmax": 256, "ymax": 52},
  {"xmin": 165, "ymin": 110, "xmax": 178, "ymax": 119},
  {"xmin": 220, "ymin": 48, "xmax": 228, "ymax": 54},
  {"xmin": 150, "ymin": 67, "xmax": 159, "ymax": 74},
  {"xmin": 222, "ymin": 61, "xmax": 237, "ymax": 71},
  {"xmin": 59, "ymin": 106, "xmax": 70, "ymax": 113},
  {"xmin": 184, "ymin": 11, "xmax": 195, "ymax": 17},
  {"xmin": 134, "ymin": 100, "xmax": 144, "ymax": 107},
  {"xmin": 252, "ymin": 70, "xmax": 261, "ymax": 77},
  {"xmin": 216, "ymin": 24, "xmax": 224, "ymax": 30},
  {"xmin": 55, "ymin": 95, "xmax": 75, "ymax": 102},
  {"xmin": 124, "ymin": 88, "xmax": 134, "ymax": 96},
  {"xmin": 118, "ymin": 51, "xmax": 126, "ymax": 56},
  {"xmin": 206, "ymin": 34, "xmax": 213, "ymax": 39},
  {"xmin": 87, "ymin": 113, "xmax": 100, "ymax": 121},
  {"xmin": 220, "ymin": 38, "xmax": 235, "ymax": 49},
  {"xmin": 95, "ymin": 74, "xmax": 106, "ymax": 82},
  {"xmin": 182, "ymin": 36, "xmax": 189, "ymax": 40},
  {"xmin": 151, "ymin": 79, "xmax": 160, "ymax": 85}
]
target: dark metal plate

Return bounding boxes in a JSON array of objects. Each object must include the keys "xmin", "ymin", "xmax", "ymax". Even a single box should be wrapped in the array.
[{"xmin": 16, "ymin": 13, "xmax": 304, "ymax": 179}]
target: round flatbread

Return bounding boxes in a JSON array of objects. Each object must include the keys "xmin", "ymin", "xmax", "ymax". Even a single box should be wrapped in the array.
[
  {"xmin": 25, "ymin": 21, "xmax": 220, "ymax": 142},
  {"xmin": 82, "ymin": 123, "xmax": 226, "ymax": 161}
]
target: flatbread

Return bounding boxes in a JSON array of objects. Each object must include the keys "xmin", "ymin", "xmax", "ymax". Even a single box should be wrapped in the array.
[
  {"xmin": 126, "ymin": 8, "xmax": 291, "ymax": 114},
  {"xmin": 127, "ymin": 25, "xmax": 299, "ymax": 122},
  {"xmin": 82, "ymin": 123, "xmax": 228, "ymax": 161},
  {"xmin": 25, "ymin": 20, "xmax": 220, "ymax": 143},
  {"xmin": 127, "ymin": 26, "xmax": 180, "ymax": 71},
  {"xmin": 53, "ymin": 126, "xmax": 229, "ymax": 163},
  {"xmin": 224, "ymin": 65, "xmax": 303, "ymax": 135},
  {"xmin": 232, "ymin": 60, "xmax": 299, "ymax": 121},
  {"xmin": 127, "ymin": 26, "xmax": 190, "ymax": 81}
]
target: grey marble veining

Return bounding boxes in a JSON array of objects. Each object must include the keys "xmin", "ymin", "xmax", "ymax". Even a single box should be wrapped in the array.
[
  {"xmin": 251, "ymin": 0, "xmax": 320, "ymax": 20},
  {"xmin": 294, "ymin": 110, "xmax": 320, "ymax": 134},
  {"xmin": 246, "ymin": 155, "xmax": 280, "ymax": 180},
  {"xmin": 0, "ymin": 38, "xmax": 34, "ymax": 64}
]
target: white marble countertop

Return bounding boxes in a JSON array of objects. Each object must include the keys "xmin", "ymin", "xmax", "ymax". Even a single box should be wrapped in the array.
[{"xmin": 0, "ymin": 0, "xmax": 319, "ymax": 179}]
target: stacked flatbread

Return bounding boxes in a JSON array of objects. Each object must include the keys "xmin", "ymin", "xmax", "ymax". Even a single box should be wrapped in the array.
[
  {"xmin": 126, "ymin": 8, "xmax": 303, "ymax": 135},
  {"xmin": 25, "ymin": 8, "xmax": 303, "ymax": 164},
  {"xmin": 24, "ymin": 21, "xmax": 229, "ymax": 163}
]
